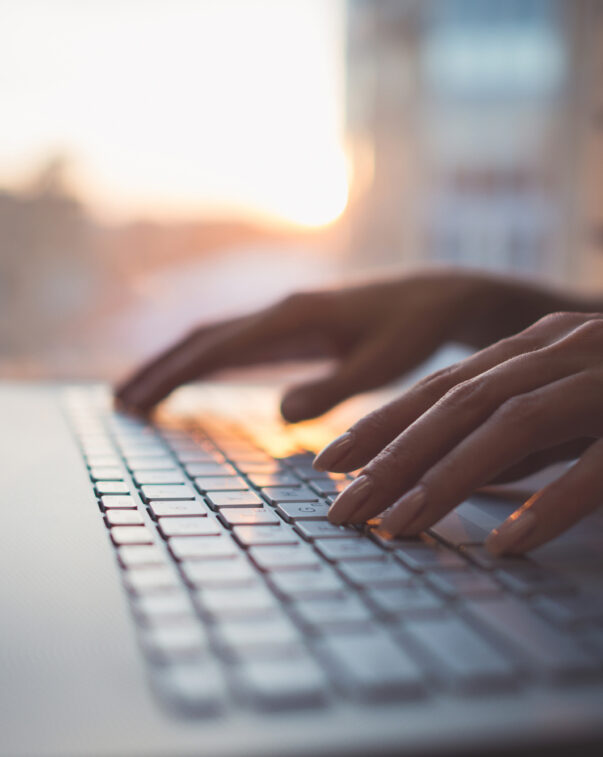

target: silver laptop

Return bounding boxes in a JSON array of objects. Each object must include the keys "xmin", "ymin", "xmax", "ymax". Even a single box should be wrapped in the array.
[{"xmin": 2, "ymin": 379, "xmax": 603, "ymax": 757}]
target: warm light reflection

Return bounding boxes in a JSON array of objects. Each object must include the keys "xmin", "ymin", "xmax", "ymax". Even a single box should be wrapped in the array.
[{"xmin": 0, "ymin": 0, "xmax": 347, "ymax": 228}]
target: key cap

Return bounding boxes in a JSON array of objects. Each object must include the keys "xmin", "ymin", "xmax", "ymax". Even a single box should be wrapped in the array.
[
  {"xmin": 237, "ymin": 657, "xmax": 327, "ymax": 709},
  {"xmin": 106, "ymin": 509, "xmax": 144, "ymax": 526},
  {"xmin": 218, "ymin": 617, "xmax": 302, "ymax": 660},
  {"xmin": 495, "ymin": 565, "xmax": 574, "ymax": 596},
  {"xmin": 236, "ymin": 460, "xmax": 283, "ymax": 474},
  {"xmin": 233, "ymin": 525, "xmax": 299, "ymax": 547},
  {"xmin": 111, "ymin": 525, "xmax": 154, "ymax": 545},
  {"xmin": 185, "ymin": 462, "xmax": 237, "ymax": 477},
  {"xmin": 169, "ymin": 535, "xmax": 238, "ymax": 561},
  {"xmin": 427, "ymin": 570, "xmax": 502, "ymax": 598},
  {"xmin": 101, "ymin": 494, "xmax": 138, "ymax": 509},
  {"xmin": 219, "ymin": 507, "xmax": 280, "ymax": 527},
  {"xmin": 460, "ymin": 545, "xmax": 531, "ymax": 571},
  {"xmin": 142, "ymin": 622, "xmax": 209, "ymax": 662},
  {"xmin": 156, "ymin": 662, "xmax": 226, "ymax": 715},
  {"xmin": 206, "ymin": 490, "xmax": 264, "ymax": 509},
  {"xmin": 268, "ymin": 568, "xmax": 347, "ymax": 599},
  {"xmin": 276, "ymin": 501, "xmax": 331, "ymax": 522},
  {"xmin": 134, "ymin": 592, "xmax": 197, "ymax": 624},
  {"xmin": 318, "ymin": 630, "xmax": 425, "ymax": 700},
  {"xmin": 148, "ymin": 500, "xmax": 207, "ymax": 518},
  {"xmin": 249, "ymin": 545, "xmax": 320, "ymax": 571},
  {"xmin": 315, "ymin": 538, "xmax": 385, "ymax": 562},
  {"xmin": 124, "ymin": 566, "xmax": 181, "ymax": 594},
  {"xmin": 532, "ymin": 592, "xmax": 603, "ymax": 627},
  {"xmin": 194, "ymin": 475, "xmax": 249, "ymax": 492},
  {"xmin": 159, "ymin": 517, "xmax": 221, "ymax": 538},
  {"xmin": 338, "ymin": 559, "xmax": 414, "ymax": 588},
  {"xmin": 86, "ymin": 454, "xmax": 120, "ymax": 468},
  {"xmin": 463, "ymin": 596, "xmax": 597, "ymax": 678},
  {"xmin": 118, "ymin": 544, "xmax": 166, "ymax": 568},
  {"xmin": 291, "ymin": 595, "xmax": 373, "ymax": 631},
  {"xmin": 89, "ymin": 466, "xmax": 124, "ymax": 481},
  {"xmin": 394, "ymin": 544, "xmax": 468, "ymax": 572},
  {"xmin": 127, "ymin": 456, "xmax": 175, "ymax": 471},
  {"xmin": 140, "ymin": 484, "xmax": 195, "ymax": 502},
  {"xmin": 309, "ymin": 480, "xmax": 348, "ymax": 497},
  {"xmin": 365, "ymin": 585, "xmax": 445, "ymax": 618},
  {"xmin": 263, "ymin": 486, "xmax": 320, "ymax": 505},
  {"xmin": 181, "ymin": 557, "xmax": 259, "ymax": 588},
  {"xmin": 401, "ymin": 616, "xmax": 517, "ymax": 691},
  {"xmin": 176, "ymin": 450, "xmax": 225, "ymax": 464},
  {"xmin": 133, "ymin": 471, "xmax": 186, "ymax": 485},
  {"xmin": 196, "ymin": 585, "xmax": 279, "ymax": 619},
  {"xmin": 96, "ymin": 481, "xmax": 129, "ymax": 495},
  {"xmin": 248, "ymin": 472, "xmax": 301, "ymax": 488},
  {"xmin": 295, "ymin": 521, "xmax": 361, "ymax": 541}
]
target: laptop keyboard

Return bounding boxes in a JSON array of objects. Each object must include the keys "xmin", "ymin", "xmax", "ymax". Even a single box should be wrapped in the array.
[{"xmin": 64, "ymin": 388, "xmax": 603, "ymax": 715}]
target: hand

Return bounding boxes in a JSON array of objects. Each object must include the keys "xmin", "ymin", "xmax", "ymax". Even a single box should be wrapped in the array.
[
  {"xmin": 316, "ymin": 312, "xmax": 603, "ymax": 556},
  {"xmin": 116, "ymin": 269, "xmax": 571, "ymax": 420}
]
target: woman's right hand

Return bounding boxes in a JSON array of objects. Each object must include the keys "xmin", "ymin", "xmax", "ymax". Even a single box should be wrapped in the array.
[{"xmin": 115, "ymin": 268, "xmax": 580, "ymax": 422}]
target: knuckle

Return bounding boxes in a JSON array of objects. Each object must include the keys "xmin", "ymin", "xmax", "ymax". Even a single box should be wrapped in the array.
[
  {"xmin": 567, "ymin": 318, "xmax": 603, "ymax": 346},
  {"xmin": 494, "ymin": 392, "xmax": 541, "ymax": 427},
  {"xmin": 363, "ymin": 444, "xmax": 403, "ymax": 491},
  {"xmin": 534, "ymin": 311, "xmax": 577, "ymax": 330},
  {"xmin": 352, "ymin": 404, "xmax": 394, "ymax": 439},
  {"xmin": 440, "ymin": 378, "xmax": 485, "ymax": 410}
]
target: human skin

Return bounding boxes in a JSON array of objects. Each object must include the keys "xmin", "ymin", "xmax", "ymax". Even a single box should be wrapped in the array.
[{"xmin": 115, "ymin": 269, "xmax": 603, "ymax": 554}]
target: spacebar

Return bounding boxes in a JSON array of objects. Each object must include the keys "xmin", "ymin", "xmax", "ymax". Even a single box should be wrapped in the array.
[{"xmin": 462, "ymin": 596, "xmax": 597, "ymax": 678}]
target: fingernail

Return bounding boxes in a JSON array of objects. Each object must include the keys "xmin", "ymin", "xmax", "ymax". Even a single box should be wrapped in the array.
[
  {"xmin": 380, "ymin": 485, "xmax": 426, "ymax": 535},
  {"xmin": 328, "ymin": 474, "xmax": 372, "ymax": 524},
  {"xmin": 486, "ymin": 509, "xmax": 536, "ymax": 556},
  {"xmin": 313, "ymin": 432, "xmax": 353, "ymax": 471}
]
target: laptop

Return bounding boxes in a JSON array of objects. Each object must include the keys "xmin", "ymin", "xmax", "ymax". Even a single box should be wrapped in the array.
[{"xmin": 1, "ymin": 377, "xmax": 603, "ymax": 757}]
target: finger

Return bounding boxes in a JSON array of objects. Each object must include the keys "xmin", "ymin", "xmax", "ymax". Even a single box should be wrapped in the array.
[
  {"xmin": 486, "ymin": 438, "xmax": 593, "ymax": 484},
  {"xmin": 314, "ymin": 312, "xmax": 591, "ymax": 473},
  {"xmin": 116, "ymin": 293, "xmax": 331, "ymax": 412},
  {"xmin": 485, "ymin": 436, "xmax": 603, "ymax": 555},
  {"xmin": 326, "ymin": 336, "xmax": 587, "ymax": 525},
  {"xmin": 375, "ymin": 372, "xmax": 600, "ymax": 537}
]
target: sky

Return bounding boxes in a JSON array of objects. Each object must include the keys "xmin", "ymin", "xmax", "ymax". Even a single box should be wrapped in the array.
[{"xmin": 0, "ymin": 0, "xmax": 348, "ymax": 227}]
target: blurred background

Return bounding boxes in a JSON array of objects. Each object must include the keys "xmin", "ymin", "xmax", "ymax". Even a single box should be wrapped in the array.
[{"xmin": 1, "ymin": 0, "xmax": 602, "ymax": 381}]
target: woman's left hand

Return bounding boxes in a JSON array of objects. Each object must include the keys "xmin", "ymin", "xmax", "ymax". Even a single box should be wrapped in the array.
[{"xmin": 316, "ymin": 312, "xmax": 603, "ymax": 556}]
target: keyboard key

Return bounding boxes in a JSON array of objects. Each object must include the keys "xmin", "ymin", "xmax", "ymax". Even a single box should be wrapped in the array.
[
  {"xmin": 218, "ymin": 617, "xmax": 303, "ymax": 660},
  {"xmin": 532, "ymin": 592, "xmax": 603, "ymax": 627},
  {"xmin": 133, "ymin": 471, "xmax": 186, "ymax": 485},
  {"xmin": 268, "ymin": 568, "xmax": 347, "ymax": 599},
  {"xmin": 463, "ymin": 596, "xmax": 597, "ymax": 678},
  {"xmin": 206, "ymin": 491, "xmax": 264, "ymax": 509},
  {"xmin": 237, "ymin": 657, "xmax": 327, "ymax": 709},
  {"xmin": 401, "ymin": 616, "xmax": 517, "ymax": 691},
  {"xmin": 196, "ymin": 586, "xmax": 279, "ymax": 619},
  {"xmin": 176, "ymin": 450, "xmax": 225, "ymax": 464},
  {"xmin": 101, "ymin": 494, "xmax": 138, "ymax": 509},
  {"xmin": 148, "ymin": 500, "xmax": 207, "ymax": 518},
  {"xmin": 124, "ymin": 566, "xmax": 181, "ymax": 594},
  {"xmin": 219, "ymin": 507, "xmax": 280, "ymax": 527},
  {"xmin": 249, "ymin": 545, "xmax": 320, "ymax": 571},
  {"xmin": 169, "ymin": 535, "xmax": 238, "ymax": 561},
  {"xmin": 291, "ymin": 595, "xmax": 373, "ymax": 631},
  {"xmin": 318, "ymin": 630, "xmax": 425, "ymax": 700},
  {"xmin": 86, "ymin": 454, "xmax": 120, "ymax": 468},
  {"xmin": 185, "ymin": 462, "xmax": 237, "ymax": 477},
  {"xmin": 89, "ymin": 466, "xmax": 124, "ymax": 481},
  {"xmin": 236, "ymin": 460, "xmax": 283, "ymax": 474},
  {"xmin": 134, "ymin": 592, "xmax": 197, "ymax": 624},
  {"xmin": 142, "ymin": 622, "xmax": 209, "ymax": 661},
  {"xmin": 309, "ymin": 480, "xmax": 348, "ymax": 497},
  {"xmin": 495, "ymin": 565, "xmax": 574, "ymax": 596},
  {"xmin": 158, "ymin": 517, "xmax": 221, "ymax": 538},
  {"xmin": 315, "ymin": 538, "xmax": 385, "ymax": 563},
  {"xmin": 276, "ymin": 501, "xmax": 331, "ymax": 522},
  {"xmin": 181, "ymin": 557, "xmax": 259, "ymax": 588},
  {"xmin": 111, "ymin": 525, "xmax": 154, "ymax": 545},
  {"xmin": 156, "ymin": 662, "xmax": 226, "ymax": 715},
  {"xmin": 194, "ymin": 475, "xmax": 249, "ymax": 492},
  {"xmin": 118, "ymin": 544, "xmax": 167, "ymax": 568},
  {"xmin": 338, "ymin": 559, "xmax": 414, "ymax": 588},
  {"xmin": 106, "ymin": 509, "xmax": 144, "ymax": 526},
  {"xmin": 427, "ymin": 570, "xmax": 502, "ymax": 598},
  {"xmin": 394, "ymin": 544, "xmax": 468, "ymax": 572},
  {"xmin": 366, "ymin": 585, "xmax": 445, "ymax": 618},
  {"xmin": 140, "ymin": 484, "xmax": 195, "ymax": 502},
  {"xmin": 247, "ymin": 472, "xmax": 301, "ymax": 488},
  {"xmin": 460, "ymin": 545, "xmax": 531, "ymax": 571},
  {"xmin": 96, "ymin": 481, "xmax": 130, "ymax": 495},
  {"xmin": 263, "ymin": 487, "xmax": 320, "ymax": 505},
  {"xmin": 127, "ymin": 456, "xmax": 175, "ymax": 471},
  {"xmin": 233, "ymin": 525, "xmax": 299, "ymax": 547},
  {"xmin": 296, "ymin": 521, "xmax": 361, "ymax": 541}
]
